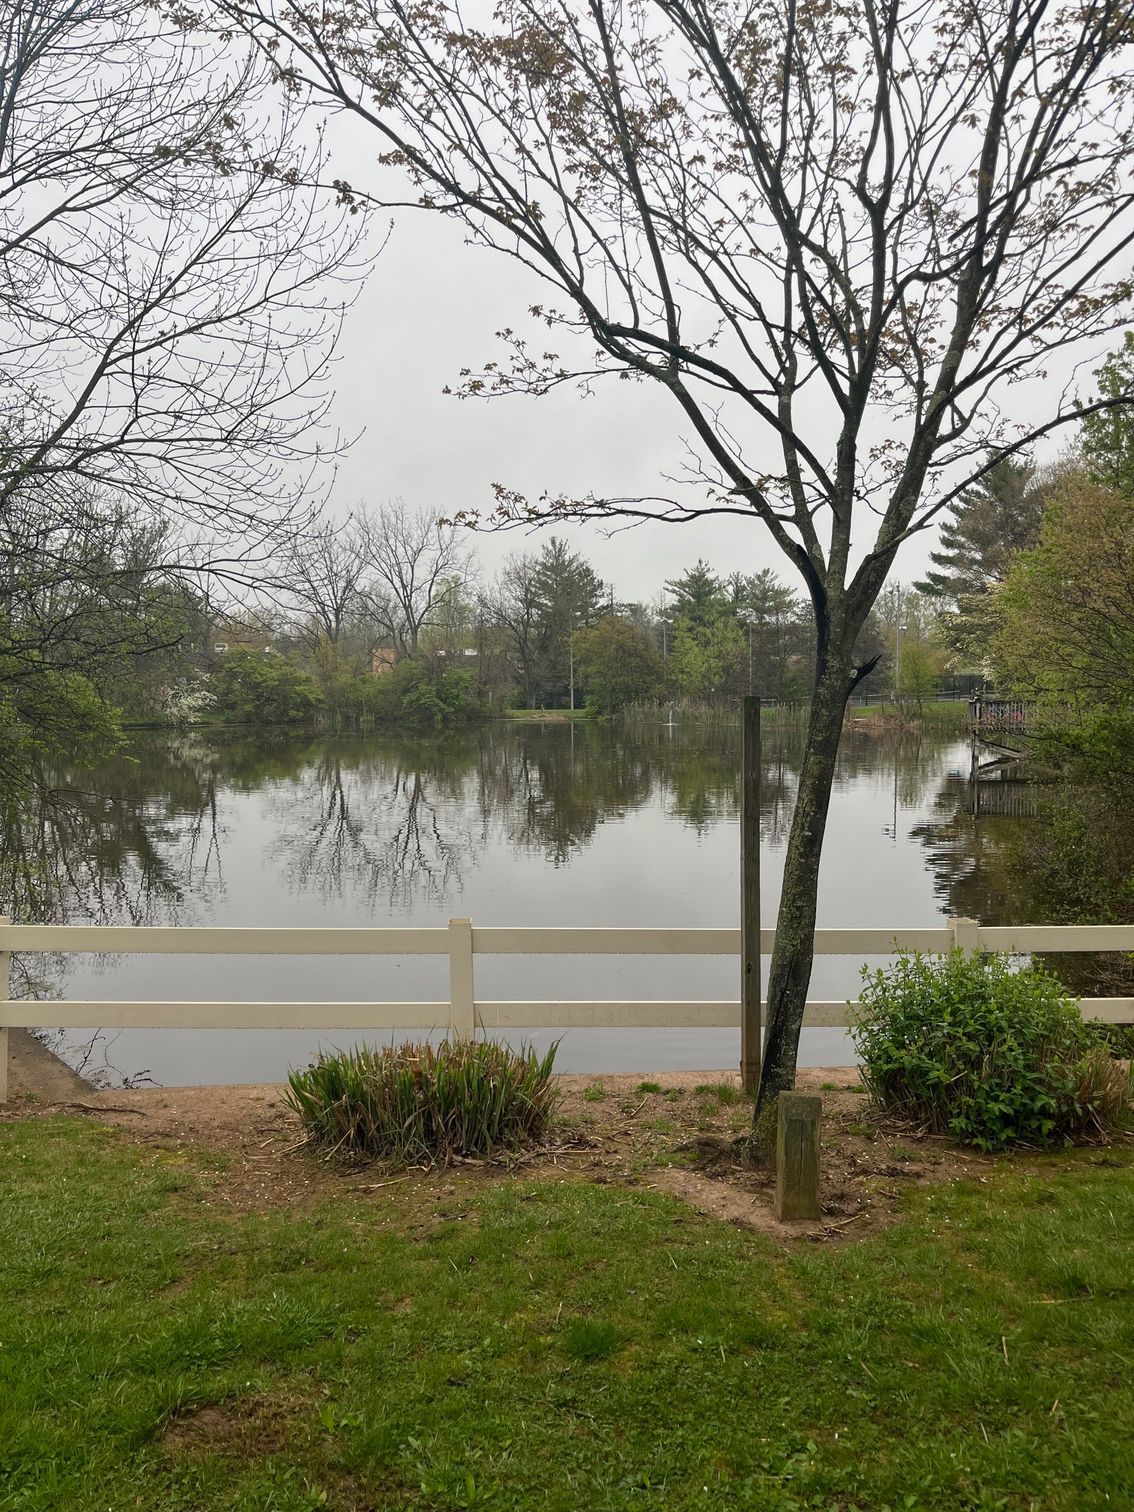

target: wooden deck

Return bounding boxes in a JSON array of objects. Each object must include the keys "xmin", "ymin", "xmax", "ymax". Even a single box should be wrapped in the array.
[{"xmin": 968, "ymin": 696, "xmax": 1033, "ymax": 741}]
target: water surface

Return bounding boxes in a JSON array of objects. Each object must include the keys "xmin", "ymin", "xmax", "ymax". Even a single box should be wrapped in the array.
[{"xmin": 7, "ymin": 721, "xmax": 1025, "ymax": 1085}]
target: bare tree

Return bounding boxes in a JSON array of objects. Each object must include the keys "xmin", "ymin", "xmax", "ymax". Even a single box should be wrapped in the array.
[
  {"xmin": 0, "ymin": 0, "xmax": 366, "ymax": 780},
  {"xmin": 481, "ymin": 552, "xmax": 546, "ymax": 708},
  {"xmin": 359, "ymin": 498, "xmax": 474, "ymax": 657},
  {"xmin": 0, "ymin": 0, "xmax": 360, "ymax": 572},
  {"xmin": 217, "ymin": 0, "xmax": 1134, "ymax": 1118},
  {"xmin": 280, "ymin": 515, "xmax": 370, "ymax": 648}
]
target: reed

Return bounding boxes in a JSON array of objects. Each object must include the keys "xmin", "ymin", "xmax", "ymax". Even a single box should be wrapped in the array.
[
  {"xmin": 286, "ymin": 1038, "xmax": 560, "ymax": 1165},
  {"xmin": 616, "ymin": 698, "xmax": 811, "ymax": 731}
]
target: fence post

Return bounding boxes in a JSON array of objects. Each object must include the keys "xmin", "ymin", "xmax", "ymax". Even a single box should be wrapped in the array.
[
  {"xmin": 447, "ymin": 917, "xmax": 476, "ymax": 1040},
  {"xmin": 774, "ymin": 1091, "xmax": 821, "ymax": 1221},
  {"xmin": 741, "ymin": 696, "xmax": 761, "ymax": 1094},
  {"xmin": 951, "ymin": 917, "xmax": 981, "ymax": 955},
  {"xmin": 0, "ymin": 917, "xmax": 9, "ymax": 1105}
]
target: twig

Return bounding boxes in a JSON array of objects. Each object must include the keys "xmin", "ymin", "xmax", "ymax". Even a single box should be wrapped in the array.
[
  {"xmin": 1001, "ymin": 1336, "xmax": 1009, "ymax": 1364},
  {"xmin": 49, "ymin": 1101, "xmax": 145, "ymax": 1116}
]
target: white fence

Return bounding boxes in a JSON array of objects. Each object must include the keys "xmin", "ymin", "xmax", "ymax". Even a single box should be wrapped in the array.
[{"xmin": 1, "ymin": 915, "xmax": 1132, "ymax": 1100}]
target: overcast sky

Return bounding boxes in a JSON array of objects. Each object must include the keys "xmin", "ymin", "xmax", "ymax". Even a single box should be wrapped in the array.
[
  {"xmin": 323, "ymin": 212, "xmax": 923, "ymax": 605},
  {"xmin": 318, "ymin": 139, "xmax": 1091, "ymax": 609}
]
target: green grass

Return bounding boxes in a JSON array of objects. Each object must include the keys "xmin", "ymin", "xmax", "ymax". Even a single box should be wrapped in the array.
[
  {"xmin": 846, "ymin": 700, "xmax": 970, "ymax": 731},
  {"xmin": 693, "ymin": 1080, "xmax": 742, "ymax": 1106},
  {"xmin": 500, "ymin": 708, "xmax": 593, "ymax": 721},
  {"xmin": 1, "ymin": 1118, "xmax": 1133, "ymax": 1510}
]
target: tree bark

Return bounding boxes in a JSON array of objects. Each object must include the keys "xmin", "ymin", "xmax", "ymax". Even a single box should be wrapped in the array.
[{"xmin": 755, "ymin": 656, "xmax": 853, "ymax": 1120}]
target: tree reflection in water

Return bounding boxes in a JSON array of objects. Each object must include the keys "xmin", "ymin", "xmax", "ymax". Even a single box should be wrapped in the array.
[
  {"xmin": 266, "ymin": 741, "xmax": 478, "ymax": 909},
  {"xmin": 0, "ymin": 735, "xmax": 230, "ymax": 932},
  {"xmin": 14, "ymin": 722, "xmax": 1126, "ymax": 1084},
  {"xmin": 913, "ymin": 766, "xmax": 1134, "ymax": 998},
  {"xmin": 257, "ymin": 722, "xmax": 805, "ymax": 902},
  {"xmin": 3, "ymin": 724, "xmax": 977, "ymax": 934}
]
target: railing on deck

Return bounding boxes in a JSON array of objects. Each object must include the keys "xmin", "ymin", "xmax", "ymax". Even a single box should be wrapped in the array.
[
  {"xmin": 968, "ymin": 695, "xmax": 1034, "ymax": 736},
  {"xmin": 1, "ymin": 915, "xmax": 1132, "ymax": 1100}
]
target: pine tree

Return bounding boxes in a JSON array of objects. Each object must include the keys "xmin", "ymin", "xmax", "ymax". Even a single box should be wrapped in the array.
[
  {"xmin": 1081, "ymin": 332, "xmax": 1134, "ymax": 497},
  {"xmin": 663, "ymin": 560, "xmax": 726, "ymax": 629},
  {"xmin": 917, "ymin": 459, "xmax": 1044, "ymax": 607}
]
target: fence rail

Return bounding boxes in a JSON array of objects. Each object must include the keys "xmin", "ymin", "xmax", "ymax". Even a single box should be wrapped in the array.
[
  {"xmin": 1, "ymin": 916, "xmax": 1132, "ymax": 1100},
  {"xmin": 968, "ymin": 696, "xmax": 1034, "ymax": 736}
]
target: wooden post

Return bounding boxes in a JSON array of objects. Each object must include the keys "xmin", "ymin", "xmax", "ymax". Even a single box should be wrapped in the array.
[
  {"xmin": 741, "ymin": 696, "xmax": 761, "ymax": 1093},
  {"xmin": 0, "ymin": 917, "xmax": 9, "ymax": 1105},
  {"xmin": 774, "ymin": 1091, "xmax": 821, "ymax": 1221},
  {"xmin": 447, "ymin": 917, "xmax": 476, "ymax": 1040}
]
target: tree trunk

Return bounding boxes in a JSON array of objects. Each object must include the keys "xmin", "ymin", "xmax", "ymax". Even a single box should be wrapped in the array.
[{"xmin": 755, "ymin": 657, "xmax": 853, "ymax": 1121}]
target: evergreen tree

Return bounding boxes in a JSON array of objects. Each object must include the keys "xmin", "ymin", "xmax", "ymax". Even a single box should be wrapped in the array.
[
  {"xmin": 917, "ymin": 459, "xmax": 1045, "ymax": 666},
  {"xmin": 664, "ymin": 560, "xmax": 725, "ymax": 629},
  {"xmin": 531, "ymin": 539, "xmax": 606, "ymax": 706},
  {"xmin": 1081, "ymin": 332, "xmax": 1134, "ymax": 497},
  {"xmin": 917, "ymin": 459, "xmax": 1044, "ymax": 607}
]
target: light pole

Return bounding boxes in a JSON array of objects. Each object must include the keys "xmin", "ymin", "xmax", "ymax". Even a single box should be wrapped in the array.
[
  {"xmin": 741, "ymin": 610, "xmax": 757, "ymax": 697},
  {"xmin": 894, "ymin": 621, "xmax": 912, "ymax": 704}
]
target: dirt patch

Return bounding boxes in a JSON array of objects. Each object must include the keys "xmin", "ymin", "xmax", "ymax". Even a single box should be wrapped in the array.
[
  {"xmin": 3, "ymin": 1029, "xmax": 91, "ymax": 1104},
  {"xmin": 6, "ymin": 1065, "xmax": 991, "ymax": 1239},
  {"xmin": 161, "ymin": 1394, "xmax": 293, "ymax": 1457},
  {"xmin": 550, "ymin": 1068, "xmax": 984, "ymax": 1242}
]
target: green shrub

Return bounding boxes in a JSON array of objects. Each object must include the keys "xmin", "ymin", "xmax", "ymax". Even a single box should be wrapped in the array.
[
  {"xmin": 211, "ymin": 652, "xmax": 322, "ymax": 724},
  {"xmin": 693, "ymin": 1079, "xmax": 742, "ymax": 1106},
  {"xmin": 285, "ymin": 1039, "xmax": 559, "ymax": 1165},
  {"xmin": 852, "ymin": 951, "xmax": 1131, "ymax": 1151},
  {"xmin": 370, "ymin": 659, "xmax": 484, "ymax": 729}
]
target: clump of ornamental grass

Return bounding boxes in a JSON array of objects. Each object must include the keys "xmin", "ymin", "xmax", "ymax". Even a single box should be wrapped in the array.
[
  {"xmin": 852, "ymin": 951, "xmax": 1131, "ymax": 1152},
  {"xmin": 285, "ymin": 1038, "xmax": 559, "ymax": 1166}
]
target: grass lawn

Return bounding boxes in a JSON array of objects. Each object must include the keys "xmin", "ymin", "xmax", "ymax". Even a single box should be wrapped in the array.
[
  {"xmin": 499, "ymin": 709, "xmax": 593, "ymax": 721},
  {"xmin": 1, "ymin": 1117, "xmax": 1131, "ymax": 1511}
]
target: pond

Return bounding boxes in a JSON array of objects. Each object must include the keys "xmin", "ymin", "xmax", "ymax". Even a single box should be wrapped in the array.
[{"xmin": 5, "ymin": 719, "xmax": 1035, "ymax": 1086}]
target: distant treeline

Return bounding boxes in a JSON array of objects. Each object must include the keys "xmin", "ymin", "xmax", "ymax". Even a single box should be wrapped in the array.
[{"xmin": 8, "ymin": 340, "xmax": 1134, "ymax": 753}]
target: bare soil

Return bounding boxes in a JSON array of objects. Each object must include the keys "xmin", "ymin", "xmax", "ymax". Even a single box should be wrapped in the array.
[
  {"xmin": 3, "ymin": 1050, "xmax": 991, "ymax": 1243},
  {"xmin": 4, "ymin": 1028, "xmax": 91, "ymax": 1102}
]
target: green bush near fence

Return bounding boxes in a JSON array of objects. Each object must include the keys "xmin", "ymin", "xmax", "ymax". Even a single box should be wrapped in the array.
[
  {"xmin": 285, "ymin": 1039, "xmax": 559, "ymax": 1165},
  {"xmin": 853, "ymin": 950, "xmax": 1131, "ymax": 1151}
]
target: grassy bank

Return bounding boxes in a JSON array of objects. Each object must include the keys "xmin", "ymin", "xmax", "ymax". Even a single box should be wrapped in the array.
[
  {"xmin": 500, "ymin": 707, "xmax": 594, "ymax": 721},
  {"xmin": 1, "ymin": 1116, "xmax": 1131, "ymax": 1510},
  {"xmin": 617, "ymin": 699, "xmax": 969, "ymax": 735},
  {"xmin": 846, "ymin": 700, "xmax": 970, "ymax": 733}
]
